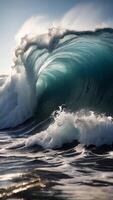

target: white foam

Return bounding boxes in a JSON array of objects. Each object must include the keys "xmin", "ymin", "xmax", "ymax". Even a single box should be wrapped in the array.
[
  {"xmin": 15, "ymin": 1, "xmax": 113, "ymax": 46},
  {"xmin": 0, "ymin": 58, "xmax": 37, "ymax": 128},
  {"xmin": 25, "ymin": 110, "xmax": 113, "ymax": 149}
]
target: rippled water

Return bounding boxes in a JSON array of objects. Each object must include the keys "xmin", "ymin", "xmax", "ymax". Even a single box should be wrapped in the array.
[{"xmin": 0, "ymin": 120, "xmax": 113, "ymax": 200}]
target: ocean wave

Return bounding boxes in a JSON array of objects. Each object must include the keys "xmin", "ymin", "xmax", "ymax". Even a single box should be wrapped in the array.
[{"xmin": 0, "ymin": 28, "xmax": 113, "ymax": 128}]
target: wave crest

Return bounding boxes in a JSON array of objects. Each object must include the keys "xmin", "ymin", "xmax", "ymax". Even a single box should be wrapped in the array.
[{"xmin": 1, "ymin": 28, "xmax": 113, "ymax": 128}]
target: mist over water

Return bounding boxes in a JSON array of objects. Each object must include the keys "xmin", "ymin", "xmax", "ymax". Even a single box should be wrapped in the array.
[{"xmin": 0, "ymin": 1, "xmax": 113, "ymax": 199}]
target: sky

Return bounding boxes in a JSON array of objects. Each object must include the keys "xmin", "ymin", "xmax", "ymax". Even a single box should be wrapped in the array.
[
  {"xmin": 0, "ymin": 0, "xmax": 113, "ymax": 74},
  {"xmin": 0, "ymin": 0, "xmax": 77, "ymax": 74}
]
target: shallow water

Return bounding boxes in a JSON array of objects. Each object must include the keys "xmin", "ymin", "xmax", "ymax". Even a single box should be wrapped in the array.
[{"xmin": 0, "ymin": 120, "xmax": 113, "ymax": 200}]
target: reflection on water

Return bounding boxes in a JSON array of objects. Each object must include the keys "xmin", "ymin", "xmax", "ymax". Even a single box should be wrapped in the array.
[
  {"xmin": 0, "ymin": 117, "xmax": 113, "ymax": 200},
  {"xmin": 0, "ymin": 133, "xmax": 113, "ymax": 200}
]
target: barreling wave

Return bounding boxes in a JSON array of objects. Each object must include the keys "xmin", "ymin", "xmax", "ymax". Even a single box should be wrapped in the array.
[{"xmin": 0, "ymin": 27, "xmax": 113, "ymax": 128}]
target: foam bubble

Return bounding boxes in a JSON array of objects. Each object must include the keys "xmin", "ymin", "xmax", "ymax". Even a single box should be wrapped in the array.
[{"xmin": 25, "ymin": 110, "xmax": 113, "ymax": 149}]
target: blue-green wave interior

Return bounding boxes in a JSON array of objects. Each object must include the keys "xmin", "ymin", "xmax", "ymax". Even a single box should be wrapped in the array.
[
  {"xmin": 23, "ymin": 28, "xmax": 113, "ymax": 119},
  {"xmin": 1, "ymin": 28, "xmax": 113, "ymax": 131}
]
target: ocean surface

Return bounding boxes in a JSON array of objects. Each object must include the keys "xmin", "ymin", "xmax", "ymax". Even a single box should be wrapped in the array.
[{"xmin": 0, "ymin": 28, "xmax": 113, "ymax": 199}]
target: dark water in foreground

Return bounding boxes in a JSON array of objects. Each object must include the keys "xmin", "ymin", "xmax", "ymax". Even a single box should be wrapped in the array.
[{"xmin": 0, "ymin": 120, "xmax": 113, "ymax": 200}]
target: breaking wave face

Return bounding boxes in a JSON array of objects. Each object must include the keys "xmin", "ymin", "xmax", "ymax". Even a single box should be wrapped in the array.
[{"xmin": 1, "ymin": 26, "xmax": 113, "ymax": 148}]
